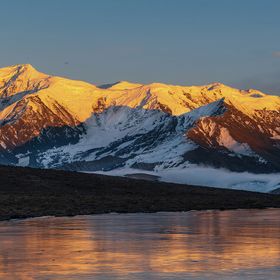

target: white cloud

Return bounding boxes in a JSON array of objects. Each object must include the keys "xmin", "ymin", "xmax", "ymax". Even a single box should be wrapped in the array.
[{"xmin": 90, "ymin": 166, "xmax": 280, "ymax": 193}]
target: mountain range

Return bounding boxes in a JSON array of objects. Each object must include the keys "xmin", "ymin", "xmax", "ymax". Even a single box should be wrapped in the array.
[{"xmin": 0, "ymin": 64, "xmax": 279, "ymax": 192}]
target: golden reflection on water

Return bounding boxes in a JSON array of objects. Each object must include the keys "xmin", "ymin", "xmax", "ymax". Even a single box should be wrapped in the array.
[{"xmin": 0, "ymin": 209, "xmax": 280, "ymax": 279}]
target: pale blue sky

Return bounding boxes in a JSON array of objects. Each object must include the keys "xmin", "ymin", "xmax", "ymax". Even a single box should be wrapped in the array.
[{"xmin": 0, "ymin": 0, "xmax": 280, "ymax": 94}]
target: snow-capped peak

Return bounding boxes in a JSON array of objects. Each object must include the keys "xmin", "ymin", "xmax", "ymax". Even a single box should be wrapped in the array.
[{"xmin": 0, "ymin": 64, "xmax": 279, "ymax": 192}]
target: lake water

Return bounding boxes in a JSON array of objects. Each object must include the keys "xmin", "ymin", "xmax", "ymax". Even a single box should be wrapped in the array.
[{"xmin": 0, "ymin": 209, "xmax": 280, "ymax": 279}]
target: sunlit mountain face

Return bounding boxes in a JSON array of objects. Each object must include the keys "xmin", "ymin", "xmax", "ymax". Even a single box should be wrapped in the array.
[{"xmin": 0, "ymin": 64, "xmax": 280, "ymax": 192}]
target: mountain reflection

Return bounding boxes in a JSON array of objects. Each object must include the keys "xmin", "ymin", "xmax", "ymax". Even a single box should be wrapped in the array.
[{"xmin": 0, "ymin": 209, "xmax": 280, "ymax": 279}]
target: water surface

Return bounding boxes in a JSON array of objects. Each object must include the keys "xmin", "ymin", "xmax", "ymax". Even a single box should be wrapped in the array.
[{"xmin": 0, "ymin": 209, "xmax": 280, "ymax": 279}]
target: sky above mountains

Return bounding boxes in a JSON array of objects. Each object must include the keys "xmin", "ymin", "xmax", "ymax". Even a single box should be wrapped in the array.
[{"xmin": 1, "ymin": 0, "xmax": 280, "ymax": 94}]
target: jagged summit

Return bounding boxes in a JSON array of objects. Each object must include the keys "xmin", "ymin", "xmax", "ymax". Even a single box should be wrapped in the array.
[
  {"xmin": 13, "ymin": 63, "xmax": 37, "ymax": 71},
  {"xmin": 0, "ymin": 63, "xmax": 34, "ymax": 72},
  {"xmin": 0, "ymin": 64, "xmax": 50, "ymax": 101},
  {"xmin": 0, "ymin": 63, "xmax": 45, "ymax": 78}
]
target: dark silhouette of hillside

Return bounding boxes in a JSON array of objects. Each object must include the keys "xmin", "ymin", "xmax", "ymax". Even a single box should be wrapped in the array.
[{"xmin": 0, "ymin": 165, "xmax": 279, "ymax": 220}]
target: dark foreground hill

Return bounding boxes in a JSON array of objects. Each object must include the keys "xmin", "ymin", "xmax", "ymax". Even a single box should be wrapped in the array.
[{"xmin": 0, "ymin": 165, "xmax": 280, "ymax": 220}]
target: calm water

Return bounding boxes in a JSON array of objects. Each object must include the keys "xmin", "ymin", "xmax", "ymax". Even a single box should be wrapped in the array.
[{"xmin": 0, "ymin": 209, "xmax": 280, "ymax": 280}]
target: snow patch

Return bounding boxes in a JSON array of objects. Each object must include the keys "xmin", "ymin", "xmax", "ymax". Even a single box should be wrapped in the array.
[
  {"xmin": 217, "ymin": 127, "xmax": 254, "ymax": 156},
  {"xmin": 17, "ymin": 156, "xmax": 30, "ymax": 167}
]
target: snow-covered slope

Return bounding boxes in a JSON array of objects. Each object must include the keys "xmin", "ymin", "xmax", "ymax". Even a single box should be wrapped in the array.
[
  {"xmin": 0, "ymin": 64, "xmax": 280, "ymax": 192},
  {"xmin": 33, "ymin": 98, "xmax": 225, "ymax": 170}
]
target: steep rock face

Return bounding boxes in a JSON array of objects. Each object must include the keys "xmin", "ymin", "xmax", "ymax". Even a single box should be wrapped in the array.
[
  {"xmin": 0, "ymin": 64, "xmax": 279, "ymax": 175},
  {"xmin": 0, "ymin": 95, "xmax": 81, "ymax": 150},
  {"xmin": 0, "ymin": 64, "xmax": 50, "ymax": 98},
  {"xmin": 0, "ymin": 64, "xmax": 51, "ymax": 113},
  {"xmin": 186, "ymin": 101, "xmax": 280, "ymax": 171}
]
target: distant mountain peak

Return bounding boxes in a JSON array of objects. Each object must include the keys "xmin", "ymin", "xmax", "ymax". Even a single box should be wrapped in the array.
[
  {"xmin": 0, "ymin": 64, "xmax": 50, "ymax": 101},
  {"xmin": 0, "ymin": 63, "xmax": 48, "ymax": 81},
  {"xmin": 0, "ymin": 63, "xmax": 38, "ymax": 74},
  {"xmin": 98, "ymin": 80, "xmax": 142, "ymax": 90},
  {"xmin": 15, "ymin": 63, "xmax": 35, "ymax": 70}
]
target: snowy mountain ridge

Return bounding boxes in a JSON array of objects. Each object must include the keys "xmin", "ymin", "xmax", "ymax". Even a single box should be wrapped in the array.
[{"xmin": 0, "ymin": 64, "xmax": 280, "ymax": 192}]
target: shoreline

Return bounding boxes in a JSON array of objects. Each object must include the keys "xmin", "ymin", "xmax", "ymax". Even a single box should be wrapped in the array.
[
  {"xmin": 2, "ymin": 207, "xmax": 280, "ymax": 223},
  {"xmin": 1, "ymin": 165, "xmax": 280, "ymax": 221},
  {"xmin": 3, "ymin": 207, "xmax": 280, "ymax": 223}
]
